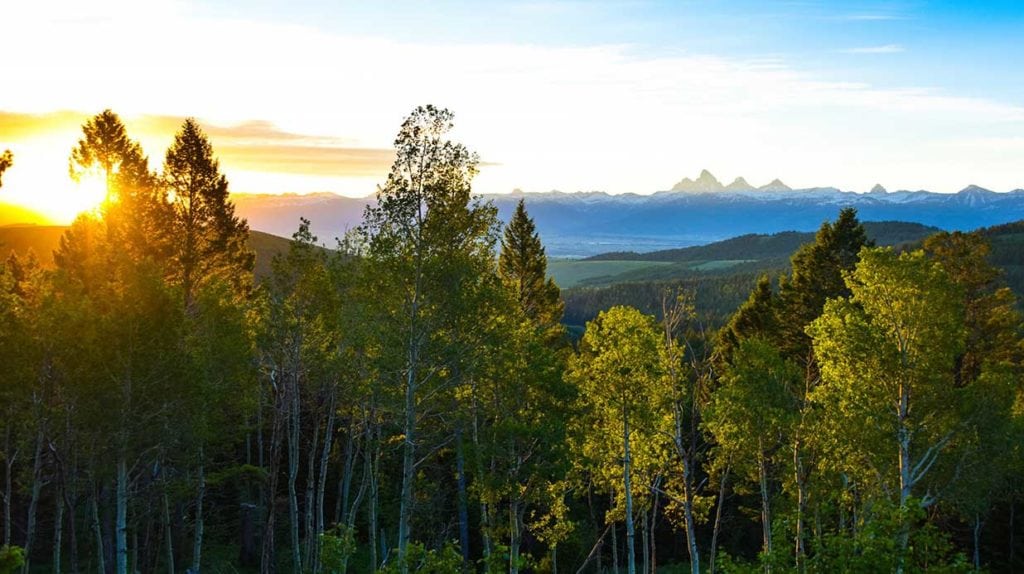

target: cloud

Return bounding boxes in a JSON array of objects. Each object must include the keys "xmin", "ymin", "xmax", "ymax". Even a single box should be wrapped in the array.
[
  {"xmin": 841, "ymin": 44, "xmax": 906, "ymax": 54},
  {"xmin": 0, "ymin": 110, "xmax": 395, "ymax": 179},
  {"xmin": 2, "ymin": 1, "xmax": 1023, "ymax": 195}
]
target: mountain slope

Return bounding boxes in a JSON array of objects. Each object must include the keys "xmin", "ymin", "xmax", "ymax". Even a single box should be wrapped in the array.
[
  {"xmin": 0, "ymin": 226, "xmax": 296, "ymax": 279},
  {"xmin": 225, "ymin": 173, "xmax": 1024, "ymax": 257},
  {"xmin": 586, "ymin": 221, "xmax": 940, "ymax": 263}
]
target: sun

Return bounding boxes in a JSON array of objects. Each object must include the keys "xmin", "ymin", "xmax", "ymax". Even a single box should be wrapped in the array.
[{"xmin": 0, "ymin": 138, "xmax": 109, "ymax": 225}]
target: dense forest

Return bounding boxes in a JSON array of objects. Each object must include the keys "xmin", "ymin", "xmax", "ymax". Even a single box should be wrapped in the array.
[{"xmin": 0, "ymin": 107, "xmax": 1022, "ymax": 574}]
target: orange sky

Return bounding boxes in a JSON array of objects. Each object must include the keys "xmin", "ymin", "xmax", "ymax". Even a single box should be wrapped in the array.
[{"xmin": 0, "ymin": 110, "xmax": 394, "ymax": 224}]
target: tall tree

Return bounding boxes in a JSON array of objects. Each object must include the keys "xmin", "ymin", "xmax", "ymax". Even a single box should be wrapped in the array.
[
  {"xmin": 360, "ymin": 105, "xmax": 496, "ymax": 569},
  {"xmin": 160, "ymin": 119, "xmax": 255, "ymax": 573},
  {"xmin": 58, "ymin": 110, "xmax": 179, "ymax": 574},
  {"xmin": 499, "ymin": 199, "xmax": 564, "ymax": 330},
  {"xmin": 569, "ymin": 305, "xmax": 669, "ymax": 574},
  {"xmin": 705, "ymin": 338, "xmax": 800, "ymax": 572},
  {"xmin": 809, "ymin": 247, "xmax": 980, "ymax": 570},
  {"xmin": 162, "ymin": 118, "xmax": 253, "ymax": 308}
]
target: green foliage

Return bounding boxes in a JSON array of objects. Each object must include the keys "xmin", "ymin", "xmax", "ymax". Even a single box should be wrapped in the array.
[
  {"xmin": 4, "ymin": 106, "xmax": 1024, "ymax": 574},
  {"xmin": 378, "ymin": 542, "xmax": 463, "ymax": 573},
  {"xmin": 162, "ymin": 117, "xmax": 255, "ymax": 303},
  {"xmin": 807, "ymin": 503, "xmax": 970, "ymax": 574},
  {"xmin": 320, "ymin": 525, "xmax": 358, "ymax": 574},
  {"xmin": 500, "ymin": 199, "xmax": 564, "ymax": 327},
  {"xmin": 0, "ymin": 546, "xmax": 24, "ymax": 574}
]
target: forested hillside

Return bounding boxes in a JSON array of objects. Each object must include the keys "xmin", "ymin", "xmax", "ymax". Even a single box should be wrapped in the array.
[
  {"xmin": 563, "ymin": 220, "xmax": 1024, "ymax": 331},
  {"xmin": 0, "ymin": 108, "xmax": 1022, "ymax": 574},
  {"xmin": 0, "ymin": 226, "xmax": 295, "ymax": 279}
]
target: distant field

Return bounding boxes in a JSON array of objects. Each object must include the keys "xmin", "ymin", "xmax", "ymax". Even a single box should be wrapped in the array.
[
  {"xmin": 548, "ymin": 258, "xmax": 761, "ymax": 288},
  {"xmin": 547, "ymin": 259, "xmax": 672, "ymax": 288},
  {"xmin": 689, "ymin": 259, "xmax": 754, "ymax": 271}
]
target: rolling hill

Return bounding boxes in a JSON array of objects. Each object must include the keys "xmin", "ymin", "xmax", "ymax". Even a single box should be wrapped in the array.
[
  {"xmin": 551, "ymin": 221, "xmax": 941, "ymax": 288},
  {"xmin": 560, "ymin": 219, "xmax": 1024, "ymax": 330},
  {"xmin": 0, "ymin": 225, "xmax": 296, "ymax": 279}
]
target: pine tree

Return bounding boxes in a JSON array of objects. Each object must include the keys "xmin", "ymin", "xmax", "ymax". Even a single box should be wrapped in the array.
[
  {"xmin": 63, "ymin": 109, "xmax": 164, "ymax": 265},
  {"xmin": 716, "ymin": 273, "xmax": 778, "ymax": 364},
  {"xmin": 162, "ymin": 118, "xmax": 254, "ymax": 309},
  {"xmin": 779, "ymin": 207, "xmax": 871, "ymax": 361},
  {"xmin": 499, "ymin": 199, "xmax": 563, "ymax": 329}
]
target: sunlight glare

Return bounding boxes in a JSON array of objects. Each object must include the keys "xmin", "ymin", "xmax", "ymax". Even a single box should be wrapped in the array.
[{"xmin": 0, "ymin": 138, "xmax": 110, "ymax": 225}]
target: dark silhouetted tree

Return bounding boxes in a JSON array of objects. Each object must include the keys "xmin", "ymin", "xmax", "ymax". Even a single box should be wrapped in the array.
[
  {"xmin": 162, "ymin": 118, "xmax": 253, "ymax": 309},
  {"xmin": 0, "ymin": 150, "xmax": 12, "ymax": 188}
]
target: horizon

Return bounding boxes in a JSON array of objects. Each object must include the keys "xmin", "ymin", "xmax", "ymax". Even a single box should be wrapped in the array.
[{"xmin": 3, "ymin": 1, "xmax": 1024, "ymax": 224}]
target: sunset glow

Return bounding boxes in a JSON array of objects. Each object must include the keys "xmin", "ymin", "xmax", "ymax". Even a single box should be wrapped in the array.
[{"xmin": 2, "ymin": 0, "xmax": 1023, "ymax": 226}]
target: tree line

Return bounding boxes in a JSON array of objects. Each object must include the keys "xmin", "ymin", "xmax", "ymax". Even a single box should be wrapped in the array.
[{"xmin": 0, "ymin": 107, "xmax": 1022, "ymax": 574}]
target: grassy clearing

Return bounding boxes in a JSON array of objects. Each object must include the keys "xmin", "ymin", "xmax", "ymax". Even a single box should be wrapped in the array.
[{"xmin": 548, "ymin": 259, "xmax": 672, "ymax": 288}]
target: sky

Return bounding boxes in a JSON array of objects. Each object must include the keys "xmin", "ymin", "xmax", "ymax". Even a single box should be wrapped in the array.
[{"xmin": 1, "ymin": 0, "xmax": 1023, "ymax": 223}]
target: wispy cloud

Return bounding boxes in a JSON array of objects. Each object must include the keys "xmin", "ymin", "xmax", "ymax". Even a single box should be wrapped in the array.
[
  {"xmin": 0, "ymin": 111, "xmax": 395, "ymax": 178},
  {"xmin": 2, "ymin": 0, "xmax": 1023, "ymax": 195},
  {"xmin": 841, "ymin": 44, "xmax": 905, "ymax": 54}
]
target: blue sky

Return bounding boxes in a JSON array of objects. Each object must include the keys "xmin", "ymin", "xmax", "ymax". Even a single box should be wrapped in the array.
[
  {"xmin": 1, "ymin": 0, "xmax": 1023, "ymax": 218},
  {"xmin": 195, "ymin": 0, "xmax": 1024, "ymax": 99}
]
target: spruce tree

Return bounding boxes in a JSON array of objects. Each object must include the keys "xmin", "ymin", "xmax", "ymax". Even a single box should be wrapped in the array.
[
  {"xmin": 161, "ymin": 118, "xmax": 256, "ymax": 573},
  {"xmin": 716, "ymin": 273, "xmax": 778, "ymax": 363},
  {"xmin": 779, "ymin": 207, "xmax": 871, "ymax": 360},
  {"xmin": 499, "ymin": 199, "xmax": 563, "ymax": 329},
  {"xmin": 63, "ymin": 109, "xmax": 164, "ymax": 265},
  {"xmin": 162, "ymin": 117, "xmax": 254, "ymax": 308}
]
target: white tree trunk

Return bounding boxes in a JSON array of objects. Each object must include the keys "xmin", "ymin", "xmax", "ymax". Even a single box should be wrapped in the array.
[
  {"xmin": 192, "ymin": 448, "xmax": 206, "ymax": 574},
  {"xmin": 22, "ymin": 427, "xmax": 45, "ymax": 574},
  {"xmin": 758, "ymin": 439, "xmax": 772, "ymax": 574},
  {"xmin": 116, "ymin": 458, "xmax": 128, "ymax": 574},
  {"xmin": 397, "ymin": 349, "xmax": 418, "ymax": 573},
  {"xmin": 709, "ymin": 465, "xmax": 729, "ymax": 574},
  {"xmin": 287, "ymin": 374, "xmax": 303, "ymax": 574},
  {"xmin": 163, "ymin": 487, "xmax": 175, "ymax": 574},
  {"xmin": 91, "ymin": 490, "xmax": 105, "ymax": 574},
  {"xmin": 314, "ymin": 397, "xmax": 336, "ymax": 574},
  {"xmin": 53, "ymin": 483, "xmax": 64, "ymax": 574},
  {"xmin": 623, "ymin": 413, "xmax": 637, "ymax": 574}
]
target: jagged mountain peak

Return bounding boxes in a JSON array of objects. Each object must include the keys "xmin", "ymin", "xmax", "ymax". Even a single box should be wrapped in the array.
[
  {"xmin": 726, "ymin": 177, "xmax": 755, "ymax": 191},
  {"xmin": 758, "ymin": 178, "xmax": 791, "ymax": 192},
  {"xmin": 671, "ymin": 169, "xmax": 724, "ymax": 193}
]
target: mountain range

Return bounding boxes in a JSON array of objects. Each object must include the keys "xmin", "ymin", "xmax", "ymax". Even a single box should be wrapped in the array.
[{"xmin": 230, "ymin": 170, "xmax": 1024, "ymax": 257}]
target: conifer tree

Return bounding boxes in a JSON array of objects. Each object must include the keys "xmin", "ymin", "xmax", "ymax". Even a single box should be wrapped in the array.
[
  {"xmin": 778, "ymin": 207, "xmax": 871, "ymax": 361},
  {"xmin": 162, "ymin": 118, "xmax": 254, "ymax": 308},
  {"xmin": 716, "ymin": 273, "xmax": 778, "ymax": 363},
  {"xmin": 61, "ymin": 110, "xmax": 163, "ymax": 268},
  {"xmin": 499, "ymin": 199, "xmax": 563, "ymax": 329}
]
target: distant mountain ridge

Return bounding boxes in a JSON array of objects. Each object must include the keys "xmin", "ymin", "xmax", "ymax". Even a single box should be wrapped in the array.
[{"xmin": 227, "ymin": 170, "xmax": 1024, "ymax": 257}]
